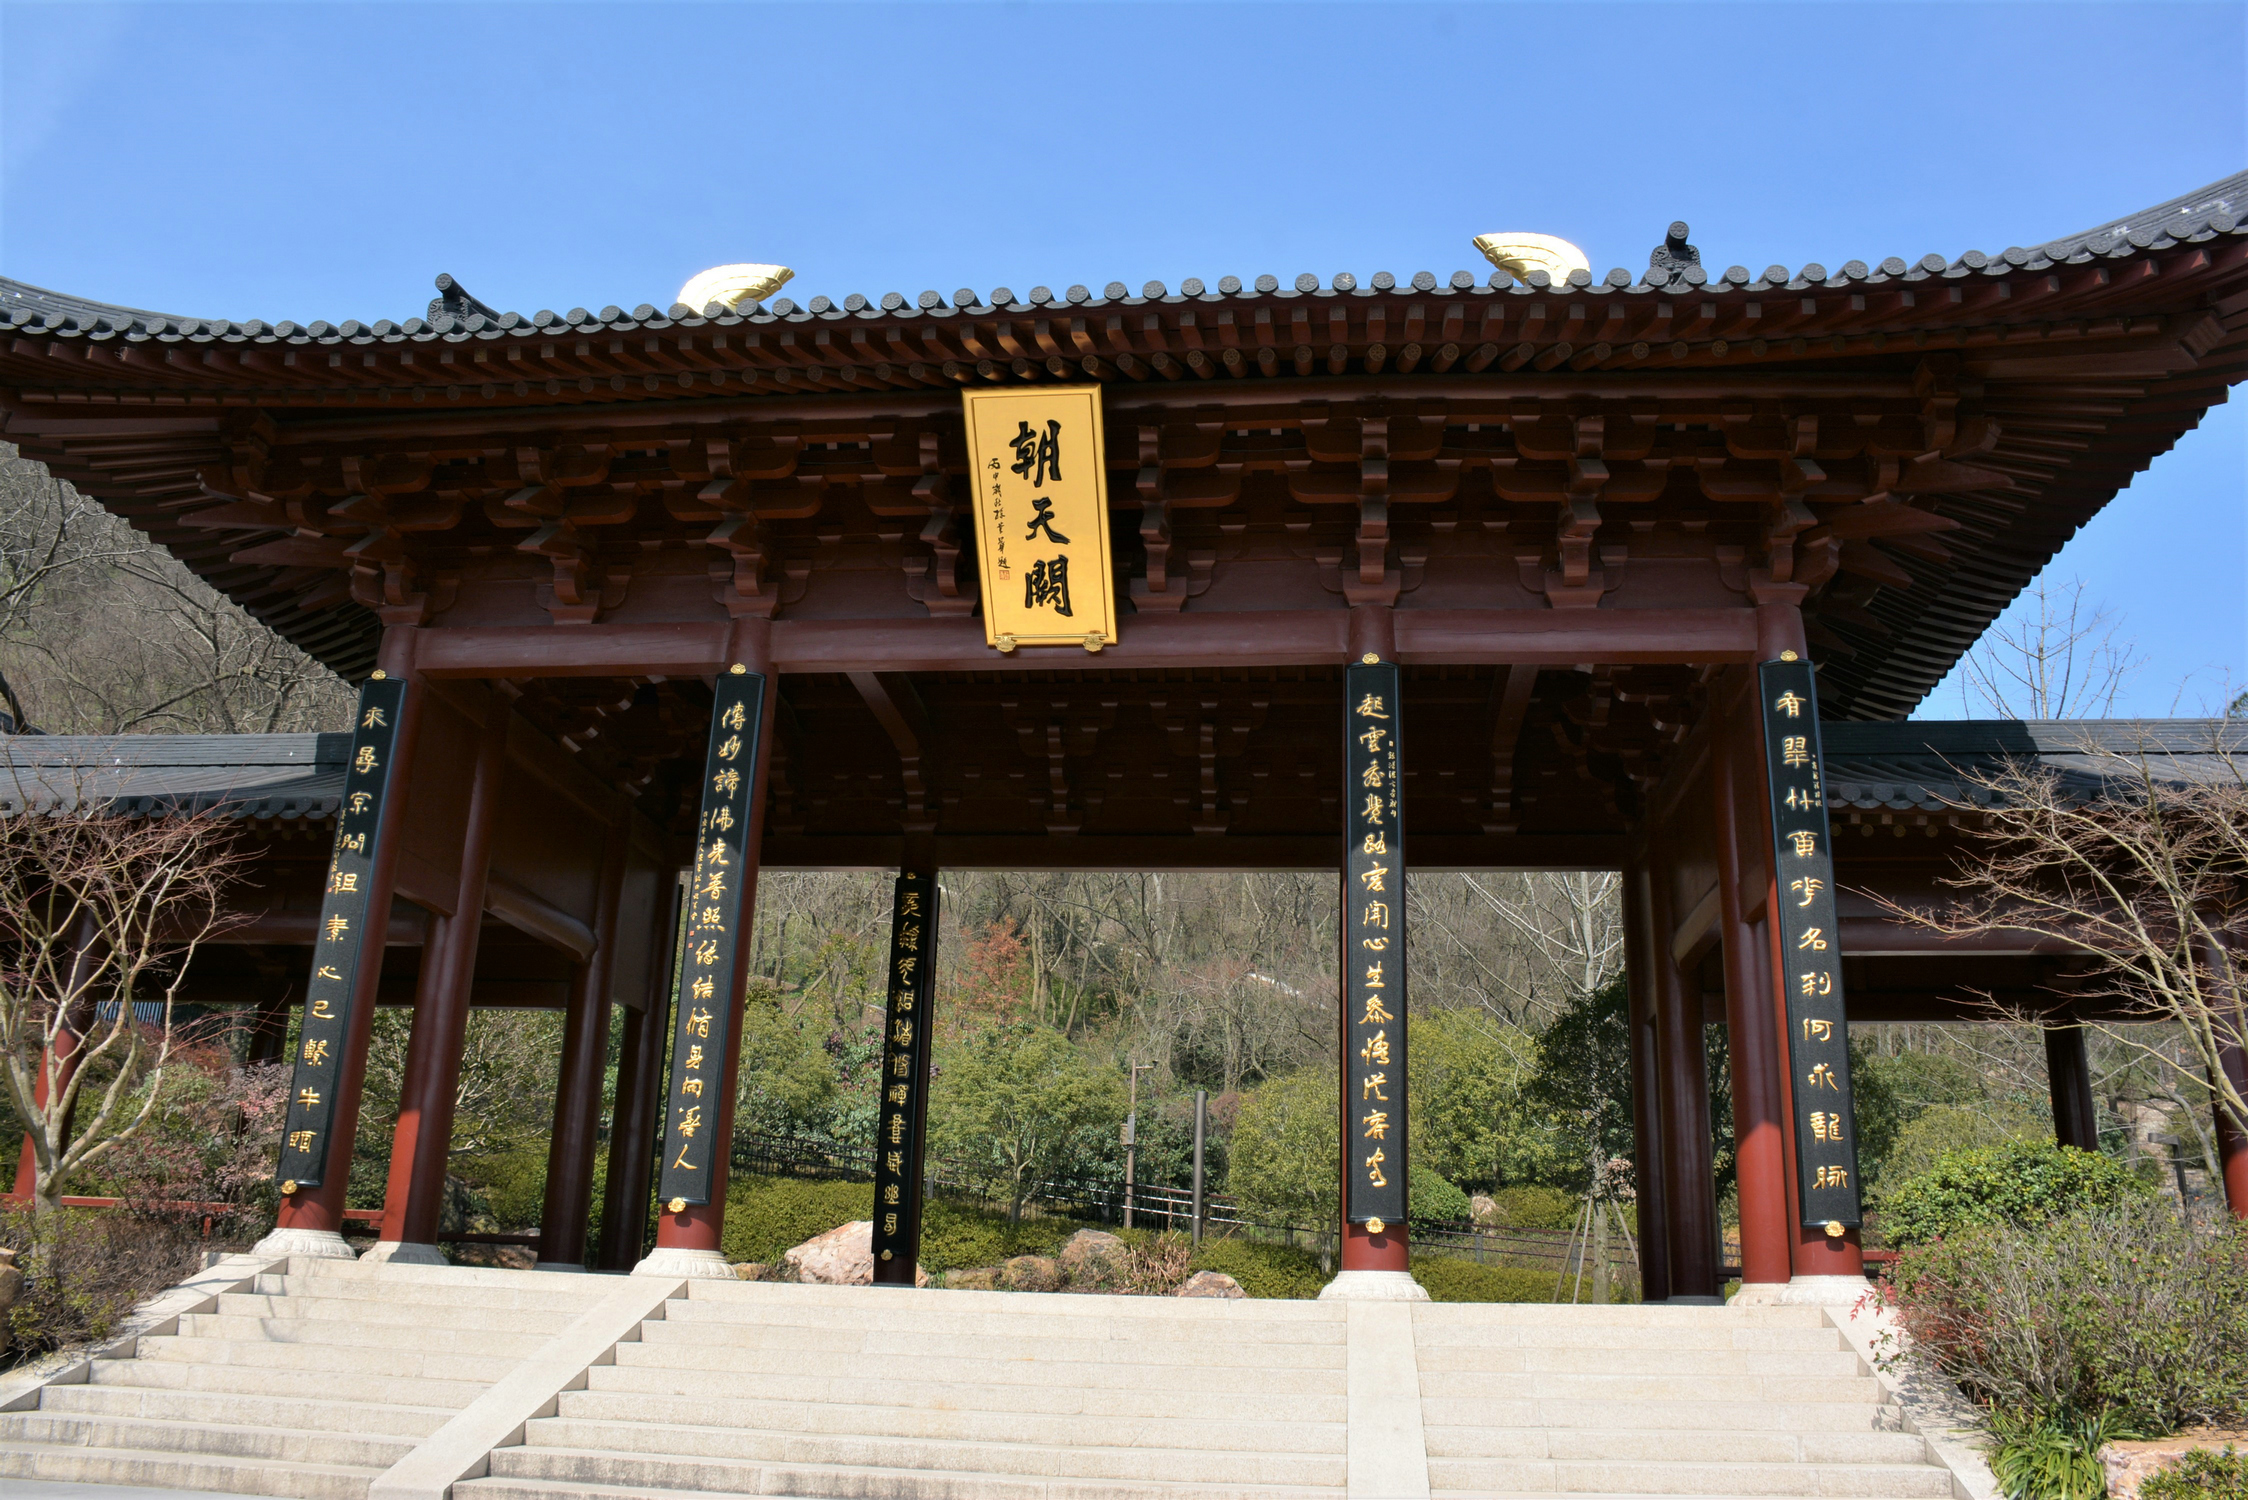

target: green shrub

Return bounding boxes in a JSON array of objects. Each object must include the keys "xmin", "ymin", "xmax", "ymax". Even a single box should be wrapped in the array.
[
  {"xmin": 1875, "ymin": 1099, "xmax": 2051, "ymax": 1193},
  {"xmin": 1985, "ymin": 1406, "xmax": 2143, "ymax": 1500},
  {"xmin": 1886, "ymin": 1202, "xmax": 2248, "ymax": 1434},
  {"xmin": 458, "ymin": 1145, "xmax": 550, "ymax": 1232},
  {"xmin": 915, "ymin": 1199, "xmax": 1077, "ymax": 1273},
  {"xmin": 717, "ymin": 1175, "xmax": 878, "ymax": 1266},
  {"xmin": 1410, "ymin": 1170, "xmax": 1473, "ymax": 1223},
  {"xmin": 1187, "ymin": 1236, "xmax": 1331, "ymax": 1299},
  {"xmin": 1483, "ymin": 1185, "xmax": 1579, "ymax": 1230},
  {"xmin": 2143, "ymin": 1446, "xmax": 2248, "ymax": 1500},
  {"xmin": 1879, "ymin": 1139, "xmax": 2147, "ymax": 1248},
  {"xmin": 2, "ymin": 1207, "xmax": 213, "ymax": 1366},
  {"xmin": 1412, "ymin": 1255, "xmax": 1605, "ymax": 1303}
]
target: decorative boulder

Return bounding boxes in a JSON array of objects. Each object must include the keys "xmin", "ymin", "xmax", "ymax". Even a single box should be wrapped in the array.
[
  {"xmin": 1174, "ymin": 1270, "xmax": 1246, "ymax": 1298},
  {"xmin": 946, "ymin": 1267, "xmax": 999, "ymax": 1291},
  {"xmin": 0, "ymin": 1248, "xmax": 21, "ymax": 1353},
  {"xmin": 782, "ymin": 1221, "xmax": 927, "ymax": 1286},
  {"xmin": 1058, "ymin": 1229, "xmax": 1129, "ymax": 1288},
  {"xmin": 997, "ymin": 1254, "xmax": 1063, "ymax": 1293}
]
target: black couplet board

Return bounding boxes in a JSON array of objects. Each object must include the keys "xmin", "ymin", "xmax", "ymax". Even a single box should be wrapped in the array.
[
  {"xmin": 656, "ymin": 667, "xmax": 767, "ymax": 1208},
  {"xmin": 275, "ymin": 675, "xmax": 405, "ymax": 1191},
  {"xmin": 871, "ymin": 872, "xmax": 938, "ymax": 1277},
  {"xmin": 1756, "ymin": 658, "xmax": 1865, "ymax": 1230},
  {"xmin": 1342, "ymin": 658, "xmax": 1407, "ymax": 1229}
]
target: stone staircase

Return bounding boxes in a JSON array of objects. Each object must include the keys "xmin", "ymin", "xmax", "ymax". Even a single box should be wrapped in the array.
[
  {"xmin": 1417, "ymin": 1302, "xmax": 1955, "ymax": 1498},
  {"xmin": 0, "ymin": 1255, "xmax": 616, "ymax": 1500},
  {"xmin": 0, "ymin": 1260, "xmax": 1973, "ymax": 1500},
  {"xmin": 457, "ymin": 1278, "xmax": 1350, "ymax": 1500}
]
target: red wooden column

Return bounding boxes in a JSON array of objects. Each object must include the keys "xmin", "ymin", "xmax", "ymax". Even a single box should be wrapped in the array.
[
  {"xmin": 2215, "ymin": 1039, "xmax": 2248, "ymax": 1220},
  {"xmin": 597, "ymin": 883, "xmax": 680, "ymax": 1271},
  {"xmin": 1712, "ymin": 673, "xmax": 1793, "ymax": 1291},
  {"xmin": 538, "ymin": 818, "xmax": 629, "ymax": 1270},
  {"xmin": 1752, "ymin": 597, "xmax": 1865, "ymax": 1285},
  {"xmin": 257, "ymin": 627, "xmax": 426, "ymax": 1260},
  {"xmin": 1619, "ymin": 856, "xmax": 1673, "ymax": 1303},
  {"xmin": 367, "ymin": 698, "xmax": 508, "ymax": 1263},
  {"xmin": 2043, "ymin": 1022, "xmax": 2100, "ymax": 1152},
  {"xmin": 1648, "ymin": 824, "xmax": 1721, "ymax": 1301},
  {"xmin": 639, "ymin": 621, "xmax": 778, "ymax": 1276}
]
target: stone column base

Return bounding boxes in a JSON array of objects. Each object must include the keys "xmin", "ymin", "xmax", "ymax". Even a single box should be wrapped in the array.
[
  {"xmin": 1728, "ymin": 1274, "xmax": 1873, "ymax": 1306},
  {"xmin": 1317, "ymin": 1269, "xmax": 1430, "ymax": 1302},
  {"xmin": 358, "ymin": 1240, "xmax": 447, "ymax": 1266},
  {"xmin": 631, "ymin": 1246, "xmax": 734, "ymax": 1280},
  {"xmin": 251, "ymin": 1226, "xmax": 356, "ymax": 1261}
]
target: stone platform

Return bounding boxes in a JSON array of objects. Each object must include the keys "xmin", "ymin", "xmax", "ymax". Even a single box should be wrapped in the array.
[{"xmin": 0, "ymin": 1255, "xmax": 1986, "ymax": 1500}]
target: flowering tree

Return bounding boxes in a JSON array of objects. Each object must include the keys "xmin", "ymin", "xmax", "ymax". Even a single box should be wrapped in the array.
[{"xmin": 0, "ymin": 775, "xmax": 248, "ymax": 1217}]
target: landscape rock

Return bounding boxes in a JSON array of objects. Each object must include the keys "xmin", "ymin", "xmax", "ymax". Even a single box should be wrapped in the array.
[
  {"xmin": 997, "ymin": 1254, "xmax": 1063, "ymax": 1293},
  {"xmin": 1174, "ymin": 1270, "xmax": 1246, "ymax": 1298},
  {"xmin": 731, "ymin": 1262, "xmax": 772, "ymax": 1281},
  {"xmin": 1058, "ymin": 1229, "xmax": 1129, "ymax": 1287},
  {"xmin": 2100, "ymin": 1434, "xmax": 2248, "ymax": 1500},
  {"xmin": 781, "ymin": 1221, "xmax": 928, "ymax": 1286},
  {"xmin": 0, "ymin": 1247, "xmax": 20, "ymax": 1353},
  {"xmin": 946, "ymin": 1267, "xmax": 998, "ymax": 1291}
]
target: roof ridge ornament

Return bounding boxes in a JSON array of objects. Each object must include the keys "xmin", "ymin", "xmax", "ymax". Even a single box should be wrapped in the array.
[
  {"xmin": 1649, "ymin": 220, "xmax": 1701, "ymax": 276},
  {"xmin": 427, "ymin": 273, "xmax": 501, "ymax": 329},
  {"xmin": 1471, "ymin": 232, "xmax": 1591, "ymax": 286},
  {"xmin": 679, "ymin": 263, "xmax": 794, "ymax": 316}
]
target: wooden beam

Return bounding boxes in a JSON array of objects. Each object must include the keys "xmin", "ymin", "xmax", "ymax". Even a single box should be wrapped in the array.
[
  {"xmin": 758, "ymin": 832, "xmax": 1626, "ymax": 872},
  {"xmin": 485, "ymin": 874, "xmax": 597, "ymax": 960},
  {"xmin": 411, "ymin": 608, "xmax": 1759, "ymax": 680}
]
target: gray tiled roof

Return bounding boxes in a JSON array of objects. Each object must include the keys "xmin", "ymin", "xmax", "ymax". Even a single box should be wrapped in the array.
[
  {"xmin": 0, "ymin": 733, "xmax": 347, "ymax": 819},
  {"xmin": 1, "ymin": 172, "xmax": 2238, "ymax": 344},
  {"xmin": 1820, "ymin": 719, "xmax": 2245, "ymax": 812}
]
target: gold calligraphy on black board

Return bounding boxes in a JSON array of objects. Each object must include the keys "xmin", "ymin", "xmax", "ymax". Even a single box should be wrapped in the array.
[
  {"xmin": 1757, "ymin": 658, "xmax": 1864, "ymax": 1230},
  {"xmin": 1342, "ymin": 658, "xmax": 1407, "ymax": 1230},
  {"xmin": 656, "ymin": 666, "xmax": 766, "ymax": 1207},
  {"xmin": 871, "ymin": 872, "xmax": 938, "ymax": 1279},
  {"xmin": 275, "ymin": 675, "xmax": 405, "ymax": 1191}
]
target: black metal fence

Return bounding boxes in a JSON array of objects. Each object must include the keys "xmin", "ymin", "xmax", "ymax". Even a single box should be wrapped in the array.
[{"xmin": 731, "ymin": 1130, "xmax": 1639, "ymax": 1282}]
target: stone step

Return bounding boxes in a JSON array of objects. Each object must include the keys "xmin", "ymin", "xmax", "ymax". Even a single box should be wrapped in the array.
[
  {"xmin": 0, "ymin": 1409, "xmax": 414, "ymax": 1469},
  {"xmin": 684, "ymin": 1280, "xmax": 1341, "ymax": 1324},
  {"xmin": 1413, "ymin": 1323, "xmax": 1848, "ymax": 1353},
  {"xmin": 575, "ymin": 1368, "xmax": 1345, "ymax": 1422},
  {"xmin": 466, "ymin": 1463, "xmax": 1335, "ymax": 1500},
  {"xmin": 135, "ymin": 1331, "xmax": 521, "ymax": 1385},
  {"xmin": 1423, "ymin": 1458, "xmax": 1954, "ymax": 1497},
  {"xmin": 93, "ymin": 1349, "xmax": 491, "ymax": 1408},
  {"xmin": 176, "ymin": 1310, "xmax": 555, "ymax": 1356},
  {"xmin": 1410, "ymin": 1305, "xmax": 1833, "ymax": 1329},
  {"xmin": 1419, "ymin": 1397, "xmax": 1897, "ymax": 1434},
  {"xmin": 0, "ymin": 1440, "xmax": 380, "ymax": 1500},
  {"xmin": 1421, "ymin": 1427, "xmax": 1930, "ymax": 1466},
  {"xmin": 254, "ymin": 1271, "xmax": 617, "ymax": 1310},
  {"xmin": 491, "ymin": 1441, "xmax": 1344, "ymax": 1498},
  {"xmin": 280, "ymin": 1256, "xmax": 611, "ymax": 1291},
  {"xmin": 664, "ymin": 1292, "xmax": 1345, "ymax": 1343},
  {"xmin": 1413, "ymin": 1347, "xmax": 1864, "ymax": 1377},
  {"xmin": 40, "ymin": 1379, "xmax": 458, "ymax": 1437},
  {"xmin": 1407, "ymin": 1368, "xmax": 1883, "ymax": 1404},
  {"xmin": 218, "ymin": 1290, "xmax": 588, "ymax": 1333},
  {"xmin": 549, "ymin": 1389, "xmax": 1346, "ymax": 1453},
  {"xmin": 519, "ymin": 1416, "xmax": 1345, "ymax": 1487},
  {"xmin": 606, "ymin": 1340, "xmax": 1345, "ymax": 1392},
  {"xmin": 632, "ymin": 1317, "xmax": 1346, "ymax": 1369}
]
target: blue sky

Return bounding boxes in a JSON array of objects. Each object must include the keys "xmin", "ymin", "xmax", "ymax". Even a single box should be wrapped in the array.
[{"xmin": 3, "ymin": 1, "xmax": 2241, "ymax": 716}]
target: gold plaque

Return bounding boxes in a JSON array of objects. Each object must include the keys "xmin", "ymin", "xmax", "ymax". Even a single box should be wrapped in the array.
[{"xmin": 962, "ymin": 385, "xmax": 1117, "ymax": 651}]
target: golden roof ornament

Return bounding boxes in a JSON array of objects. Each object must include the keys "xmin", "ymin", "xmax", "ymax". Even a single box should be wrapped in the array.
[
  {"xmin": 1471, "ymin": 233, "xmax": 1592, "ymax": 286},
  {"xmin": 677, "ymin": 263, "xmax": 794, "ymax": 315}
]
